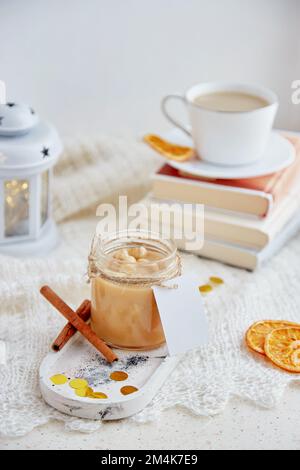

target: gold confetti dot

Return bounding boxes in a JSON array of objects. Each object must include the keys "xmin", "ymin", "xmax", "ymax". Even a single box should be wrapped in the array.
[
  {"xmin": 110, "ymin": 371, "xmax": 128, "ymax": 382},
  {"xmin": 75, "ymin": 388, "xmax": 88, "ymax": 397},
  {"xmin": 90, "ymin": 392, "xmax": 108, "ymax": 399},
  {"xmin": 74, "ymin": 386, "xmax": 108, "ymax": 400},
  {"xmin": 85, "ymin": 387, "xmax": 94, "ymax": 397},
  {"xmin": 199, "ymin": 284, "xmax": 213, "ymax": 294},
  {"xmin": 69, "ymin": 378, "xmax": 88, "ymax": 390},
  {"xmin": 120, "ymin": 385, "xmax": 139, "ymax": 396},
  {"xmin": 210, "ymin": 276, "xmax": 224, "ymax": 285},
  {"xmin": 50, "ymin": 374, "xmax": 68, "ymax": 385}
]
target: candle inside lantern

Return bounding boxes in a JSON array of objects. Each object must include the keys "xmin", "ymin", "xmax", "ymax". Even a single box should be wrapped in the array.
[
  {"xmin": 41, "ymin": 171, "xmax": 49, "ymax": 227},
  {"xmin": 5, "ymin": 179, "xmax": 30, "ymax": 237}
]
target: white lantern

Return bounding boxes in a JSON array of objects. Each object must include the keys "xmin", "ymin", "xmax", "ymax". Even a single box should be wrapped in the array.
[{"xmin": 0, "ymin": 102, "xmax": 62, "ymax": 256}]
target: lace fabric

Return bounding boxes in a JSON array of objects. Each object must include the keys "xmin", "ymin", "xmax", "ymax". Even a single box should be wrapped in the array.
[{"xmin": 0, "ymin": 136, "xmax": 300, "ymax": 437}]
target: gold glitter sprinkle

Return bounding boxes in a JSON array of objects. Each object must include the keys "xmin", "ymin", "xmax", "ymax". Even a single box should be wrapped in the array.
[
  {"xmin": 120, "ymin": 385, "xmax": 139, "ymax": 396},
  {"xmin": 110, "ymin": 371, "xmax": 128, "ymax": 382},
  {"xmin": 210, "ymin": 277, "xmax": 224, "ymax": 285},
  {"xmin": 69, "ymin": 378, "xmax": 88, "ymax": 390},
  {"xmin": 50, "ymin": 374, "xmax": 68, "ymax": 385},
  {"xmin": 199, "ymin": 284, "xmax": 213, "ymax": 294}
]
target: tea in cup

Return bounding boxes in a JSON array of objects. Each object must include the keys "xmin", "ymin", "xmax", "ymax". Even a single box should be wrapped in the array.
[{"xmin": 161, "ymin": 82, "xmax": 278, "ymax": 166}]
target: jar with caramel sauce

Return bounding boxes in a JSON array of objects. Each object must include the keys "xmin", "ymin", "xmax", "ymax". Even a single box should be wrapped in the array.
[{"xmin": 89, "ymin": 230, "xmax": 180, "ymax": 350}]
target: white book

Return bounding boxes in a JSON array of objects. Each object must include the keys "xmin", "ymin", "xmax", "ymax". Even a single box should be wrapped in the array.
[
  {"xmin": 178, "ymin": 211, "xmax": 300, "ymax": 270},
  {"xmin": 138, "ymin": 196, "xmax": 300, "ymax": 270},
  {"xmin": 153, "ymin": 167, "xmax": 273, "ymax": 218},
  {"xmin": 142, "ymin": 193, "xmax": 300, "ymax": 250}
]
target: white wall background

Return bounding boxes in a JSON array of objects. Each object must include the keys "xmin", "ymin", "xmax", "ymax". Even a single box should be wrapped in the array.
[{"xmin": 0, "ymin": 0, "xmax": 299, "ymax": 138}]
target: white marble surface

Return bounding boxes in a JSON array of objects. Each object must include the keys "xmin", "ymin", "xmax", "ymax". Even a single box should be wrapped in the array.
[{"xmin": 1, "ymin": 383, "xmax": 300, "ymax": 450}]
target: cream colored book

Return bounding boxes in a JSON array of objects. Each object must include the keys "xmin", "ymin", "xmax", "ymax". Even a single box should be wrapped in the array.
[
  {"xmin": 139, "ymin": 197, "xmax": 300, "ymax": 270},
  {"xmin": 141, "ymin": 192, "xmax": 300, "ymax": 250},
  {"xmin": 153, "ymin": 165, "xmax": 273, "ymax": 218},
  {"xmin": 177, "ymin": 211, "xmax": 300, "ymax": 270}
]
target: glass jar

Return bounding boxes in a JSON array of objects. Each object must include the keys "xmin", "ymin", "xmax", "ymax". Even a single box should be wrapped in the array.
[{"xmin": 89, "ymin": 230, "xmax": 180, "ymax": 350}]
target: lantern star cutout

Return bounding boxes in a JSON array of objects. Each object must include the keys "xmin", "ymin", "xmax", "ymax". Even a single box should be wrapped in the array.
[{"xmin": 41, "ymin": 147, "xmax": 50, "ymax": 158}]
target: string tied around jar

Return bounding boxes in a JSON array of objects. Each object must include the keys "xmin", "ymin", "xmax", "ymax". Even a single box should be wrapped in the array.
[{"xmin": 87, "ymin": 233, "xmax": 182, "ymax": 290}]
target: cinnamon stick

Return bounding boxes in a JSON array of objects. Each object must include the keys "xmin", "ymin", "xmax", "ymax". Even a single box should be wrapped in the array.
[
  {"xmin": 40, "ymin": 286, "xmax": 118, "ymax": 363},
  {"xmin": 52, "ymin": 299, "xmax": 91, "ymax": 352}
]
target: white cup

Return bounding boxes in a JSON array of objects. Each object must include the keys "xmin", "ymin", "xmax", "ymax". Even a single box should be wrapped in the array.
[{"xmin": 161, "ymin": 82, "xmax": 278, "ymax": 166}]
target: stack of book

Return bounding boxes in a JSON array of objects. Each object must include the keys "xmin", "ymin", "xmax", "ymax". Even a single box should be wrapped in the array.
[{"xmin": 145, "ymin": 135, "xmax": 300, "ymax": 270}]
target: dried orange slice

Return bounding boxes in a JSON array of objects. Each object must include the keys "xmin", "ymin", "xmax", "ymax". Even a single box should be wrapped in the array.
[
  {"xmin": 265, "ymin": 327, "xmax": 300, "ymax": 373},
  {"xmin": 144, "ymin": 134, "xmax": 194, "ymax": 162},
  {"xmin": 246, "ymin": 320, "xmax": 300, "ymax": 355}
]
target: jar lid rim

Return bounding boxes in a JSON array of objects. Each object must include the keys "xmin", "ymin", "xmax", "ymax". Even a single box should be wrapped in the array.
[{"xmin": 89, "ymin": 230, "xmax": 180, "ymax": 284}]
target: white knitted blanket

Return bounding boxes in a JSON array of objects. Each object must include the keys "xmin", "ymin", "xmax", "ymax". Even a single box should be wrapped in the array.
[{"xmin": 1, "ymin": 135, "xmax": 300, "ymax": 437}]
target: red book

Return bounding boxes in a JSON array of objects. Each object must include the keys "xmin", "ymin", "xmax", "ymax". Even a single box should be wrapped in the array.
[{"xmin": 152, "ymin": 136, "xmax": 300, "ymax": 218}]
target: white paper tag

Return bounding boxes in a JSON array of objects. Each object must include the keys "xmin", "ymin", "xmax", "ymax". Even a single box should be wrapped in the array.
[{"xmin": 153, "ymin": 273, "xmax": 209, "ymax": 356}]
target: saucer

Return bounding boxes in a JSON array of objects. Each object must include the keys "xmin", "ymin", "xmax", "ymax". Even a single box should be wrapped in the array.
[{"xmin": 162, "ymin": 129, "xmax": 296, "ymax": 180}]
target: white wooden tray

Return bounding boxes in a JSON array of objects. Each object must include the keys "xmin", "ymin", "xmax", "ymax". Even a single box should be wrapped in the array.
[{"xmin": 40, "ymin": 333, "xmax": 181, "ymax": 420}]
